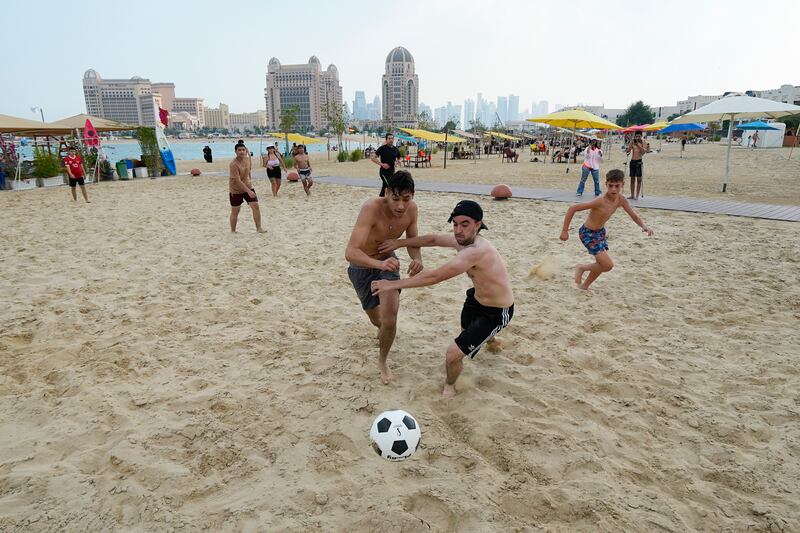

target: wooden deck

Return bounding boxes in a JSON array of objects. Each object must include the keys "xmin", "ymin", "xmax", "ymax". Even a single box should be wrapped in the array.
[{"xmin": 315, "ymin": 176, "xmax": 800, "ymax": 222}]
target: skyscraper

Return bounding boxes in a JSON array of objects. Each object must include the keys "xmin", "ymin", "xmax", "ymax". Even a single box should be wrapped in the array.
[
  {"xmin": 353, "ymin": 91, "xmax": 367, "ymax": 120},
  {"xmin": 508, "ymin": 94, "xmax": 519, "ymax": 121},
  {"xmin": 82, "ymin": 69, "xmax": 159, "ymax": 126},
  {"xmin": 497, "ymin": 96, "xmax": 508, "ymax": 124},
  {"xmin": 382, "ymin": 46, "xmax": 419, "ymax": 127},
  {"xmin": 264, "ymin": 56, "xmax": 343, "ymax": 130},
  {"xmin": 463, "ymin": 98, "xmax": 475, "ymax": 129}
]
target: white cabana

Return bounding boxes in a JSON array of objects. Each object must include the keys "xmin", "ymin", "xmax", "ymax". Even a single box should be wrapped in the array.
[{"xmin": 673, "ymin": 95, "xmax": 800, "ymax": 191}]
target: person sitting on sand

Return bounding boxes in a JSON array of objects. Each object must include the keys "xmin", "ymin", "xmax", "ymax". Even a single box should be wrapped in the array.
[
  {"xmin": 560, "ymin": 169, "xmax": 653, "ymax": 290},
  {"xmin": 228, "ymin": 140, "xmax": 266, "ymax": 233},
  {"xmin": 503, "ymin": 146, "xmax": 519, "ymax": 162},
  {"xmin": 372, "ymin": 200, "xmax": 513, "ymax": 398},
  {"xmin": 345, "ymin": 171, "xmax": 423, "ymax": 385},
  {"xmin": 293, "ymin": 145, "xmax": 313, "ymax": 196}
]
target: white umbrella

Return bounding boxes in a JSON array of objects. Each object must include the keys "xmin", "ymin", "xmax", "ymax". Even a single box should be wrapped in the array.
[{"xmin": 673, "ymin": 95, "xmax": 800, "ymax": 191}]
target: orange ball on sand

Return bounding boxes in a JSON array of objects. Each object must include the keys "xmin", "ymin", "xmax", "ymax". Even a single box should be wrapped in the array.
[
  {"xmin": 491, "ymin": 184, "xmax": 512, "ymax": 199},
  {"xmin": 190, "ymin": 168, "xmax": 201, "ymax": 176},
  {"xmin": 287, "ymin": 171, "xmax": 300, "ymax": 182}
]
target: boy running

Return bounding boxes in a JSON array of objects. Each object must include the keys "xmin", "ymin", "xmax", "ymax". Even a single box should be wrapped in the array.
[{"xmin": 560, "ymin": 169, "xmax": 653, "ymax": 290}]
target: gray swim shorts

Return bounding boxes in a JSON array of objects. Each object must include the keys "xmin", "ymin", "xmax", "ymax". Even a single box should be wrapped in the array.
[{"xmin": 347, "ymin": 256, "xmax": 401, "ymax": 310}]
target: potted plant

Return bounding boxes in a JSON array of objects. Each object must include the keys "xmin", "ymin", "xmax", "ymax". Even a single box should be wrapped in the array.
[
  {"xmin": 136, "ymin": 127, "xmax": 162, "ymax": 179},
  {"xmin": 32, "ymin": 147, "xmax": 64, "ymax": 187}
]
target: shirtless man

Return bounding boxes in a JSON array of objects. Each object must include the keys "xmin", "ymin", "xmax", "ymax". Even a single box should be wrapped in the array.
[
  {"xmin": 372, "ymin": 200, "xmax": 514, "ymax": 397},
  {"xmin": 293, "ymin": 145, "xmax": 313, "ymax": 196},
  {"xmin": 625, "ymin": 132, "xmax": 649, "ymax": 200},
  {"xmin": 345, "ymin": 171, "xmax": 423, "ymax": 385},
  {"xmin": 228, "ymin": 141, "xmax": 265, "ymax": 233}
]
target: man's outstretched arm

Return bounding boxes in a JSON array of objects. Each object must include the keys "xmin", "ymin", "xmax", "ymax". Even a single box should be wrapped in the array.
[
  {"xmin": 378, "ymin": 234, "xmax": 457, "ymax": 254},
  {"xmin": 371, "ymin": 248, "xmax": 478, "ymax": 295}
]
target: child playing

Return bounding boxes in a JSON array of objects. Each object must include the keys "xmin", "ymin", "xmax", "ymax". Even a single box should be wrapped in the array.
[{"xmin": 560, "ymin": 169, "xmax": 653, "ymax": 290}]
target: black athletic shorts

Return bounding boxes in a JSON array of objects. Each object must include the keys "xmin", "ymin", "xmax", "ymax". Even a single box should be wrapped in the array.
[
  {"xmin": 267, "ymin": 167, "xmax": 281, "ymax": 179},
  {"xmin": 629, "ymin": 159, "xmax": 643, "ymax": 178},
  {"xmin": 455, "ymin": 288, "xmax": 514, "ymax": 358},
  {"xmin": 68, "ymin": 177, "xmax": 85, "ymax": 187}
]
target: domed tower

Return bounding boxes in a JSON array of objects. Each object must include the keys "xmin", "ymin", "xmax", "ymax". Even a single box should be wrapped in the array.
[{"xmin": 382, "ymin": 46, "xmax": 419, "ymax": 127}]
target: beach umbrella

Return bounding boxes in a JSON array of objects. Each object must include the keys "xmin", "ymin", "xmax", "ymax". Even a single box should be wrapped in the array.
[
  {"xmin": 736, "ymin": 120, "xmax": 778, "ymax": 130},
  {"xmin": 672, "ymin": 95, "xmax": 800, "ymax": 191},
  {"xmin": 528, "ymin": 109, "xmax": 621, "ymax": 165},
  {"xmin": 659, "ymin": 123, "xmax": 706, "ymax": 134},
  {"xmin": 644, "ymin": 121, "xmax": 668, "ymax": 132}
]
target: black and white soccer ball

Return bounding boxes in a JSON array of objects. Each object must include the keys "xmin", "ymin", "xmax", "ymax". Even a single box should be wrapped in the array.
[{"xmin": 369, "ymin": 410, "xmax": 422, "ymax": 461}]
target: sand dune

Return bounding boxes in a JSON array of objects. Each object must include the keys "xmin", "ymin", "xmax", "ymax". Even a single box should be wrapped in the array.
[{"xmin": 0, "ymin": 165, "xmax": 798, "ymax": 530}]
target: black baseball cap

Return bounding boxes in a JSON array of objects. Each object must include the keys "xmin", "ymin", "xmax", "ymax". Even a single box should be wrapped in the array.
[{"xmin": 448, "ymin": 200, "xmax": 488, "ymax": 230}]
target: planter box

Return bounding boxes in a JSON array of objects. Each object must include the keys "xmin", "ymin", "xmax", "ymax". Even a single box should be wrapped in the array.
[
  {"xmin": 40, "ymin": 175, "xmax": 66, "ymax": 187},
  {"xmin": 134, "ymin": 167, "xmax": 148, "ymax": 178},
  {"xmin": 11, "ymin": 179, "xmax": 36, "ymax": 191}
]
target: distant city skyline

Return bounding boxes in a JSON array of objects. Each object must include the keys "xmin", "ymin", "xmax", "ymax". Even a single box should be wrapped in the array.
[{"xmin": 3, "ymin": 0, "xmax": 799, "ymax": 123}]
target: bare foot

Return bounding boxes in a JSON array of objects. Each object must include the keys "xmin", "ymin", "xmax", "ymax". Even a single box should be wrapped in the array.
[
  {"xmin": 379, "ymin": 363, "xmax": 393, "ymax": 385},
  {"xmin": 627, "ymin": 196, "xmax": 635, "ymax": 199},
  {"xmin": 85, "ymin": 200, "xmax": 91, "ymax": 203},
  {"xmin": 487, "ymin": 338, "xmax": 503, "ymax": 353},
  {"xmin": 574, "ymin": 266, "xmax": 584, "ymax": 286},
  {"xmin": 442, "ymin": 384, "xmax": 457, "ymax": 398},
  {"xmin": 256, "ymin": 228, "xmax": 267, "ymax": 233}
]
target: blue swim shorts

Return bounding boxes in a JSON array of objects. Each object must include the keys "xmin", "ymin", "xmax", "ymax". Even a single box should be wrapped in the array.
[{"xmin": 579, "ymin": 225, "xmax": 609, "ymax": 255}]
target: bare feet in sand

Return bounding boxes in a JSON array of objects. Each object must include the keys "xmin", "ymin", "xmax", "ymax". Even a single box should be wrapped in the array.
[
  {"xmin": 487, "ymin": 338, "xmax": 503, "ymax": 353},
  {"xmin": 574, "ymin": 266, "xmax": 584, "ymax": 286},
  {"xmin": 257, "ymin": 228, "xmax": 267, "ymax": 233},
  {"xmin": 442, "ymin": 384, "xmax": 457, "ymax": 398},
  {"xmin": 379, "ymin": 363, "xmax": 393, "ymax": 385}
]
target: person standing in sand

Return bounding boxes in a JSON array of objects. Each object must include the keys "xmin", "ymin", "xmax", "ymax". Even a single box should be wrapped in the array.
[
  {"xmin": 63, "ymin": 147, "xmax": 90, "ymax": 203},
  {"xmin": 229, "ymin": 141, "xmax": 266, "ymax": 233},
  {"xmin": 372, "ymin": 200, "xmax": 513, "ymax": 398},
  {"xmin": 371, "ymin": 133, "xmax": 401, "ymax": 197},
  {"xmin": 576, "ymin": 139, "xmax": 603, "ymax": 197},
  {"xmin": 345, "ymin": 171, "xmax": 423, "ymax": 385},
  {"xmin": 625, "ymin": 132, "xmax": 648, "ymax": 200},
  {"xmin": 293, "ymin": 145, "xmax": 313, "ymax": 196},
  {"xmin": 560, "ymin": 169, "xmax": 653, "ymax": 290},
  {"xmin": 264, "ymin": 145, "xmax": 287, "ymax": 197},
  {"xmin": 751, "ymin": 131, "xmax": 759, "ymax": 150}
]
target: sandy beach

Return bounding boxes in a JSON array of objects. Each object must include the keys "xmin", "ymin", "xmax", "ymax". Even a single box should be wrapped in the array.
[
  {"xmin": 1, "ymin": 147, "xmax": 799, "ymax": 530},
  {"xmin": 179, "ymin": 140, "xmax": 800, "ymax": 205}
]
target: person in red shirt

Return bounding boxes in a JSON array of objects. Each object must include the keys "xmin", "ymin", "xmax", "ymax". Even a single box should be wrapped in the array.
[{"xmin": 64, "ymin": 147, "xmax": 90, "ymax": 202}]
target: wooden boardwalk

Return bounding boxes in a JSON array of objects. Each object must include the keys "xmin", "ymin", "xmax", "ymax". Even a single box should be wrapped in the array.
[{"xmin": 315, "ymin": 175, "xmax": 800, "ymax": 222}]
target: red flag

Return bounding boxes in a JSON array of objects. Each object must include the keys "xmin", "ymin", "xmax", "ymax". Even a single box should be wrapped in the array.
[
  {"xmin": 84, "ymin": 119, "xmax": 99, "ymax": 147},
  {"xmin": 159, "ymin": 107, "xmax": 170, "ymax": 127}
]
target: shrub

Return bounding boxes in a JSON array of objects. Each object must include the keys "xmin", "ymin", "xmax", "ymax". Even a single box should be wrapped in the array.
[
  {"xmin": 285, "ymin": 156, "xmax": 295, "ymax": 169},
  {"xmin": 432, "ymin": 146, "xmax": 439, "ymax": 154},
  {"xmin": 712, "ymin": 135, "xmax": 721, "ymax": 142},
  {"xmin": 337, "ymin": 150, "xmax": 350, "ymax": 162},
  {"xmin": 350, "ymin": 148, "xmax": 363, "ymax": 162},
  {"xmin": 398, "ymin": 146, "xmax": 406, "ymax": 158},
  {"xmin": 32, "ymin": 147, "xmax": 61, "ymax": 178}
]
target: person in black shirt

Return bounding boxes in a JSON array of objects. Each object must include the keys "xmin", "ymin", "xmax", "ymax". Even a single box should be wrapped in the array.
[{"xmin": 371, "ymin": 132, "xmax": 401, "ymax": 197}]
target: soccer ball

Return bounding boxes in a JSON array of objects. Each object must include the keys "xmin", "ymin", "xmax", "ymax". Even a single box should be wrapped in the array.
[{"xmin": 369, "ymin": 410, "xmax": 422, "ymax": 461}]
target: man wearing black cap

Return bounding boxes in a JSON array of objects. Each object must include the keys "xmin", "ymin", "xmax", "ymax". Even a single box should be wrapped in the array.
[{"xmin": 372, "ymin": 199, "xmax": 514, "ymax": 397}]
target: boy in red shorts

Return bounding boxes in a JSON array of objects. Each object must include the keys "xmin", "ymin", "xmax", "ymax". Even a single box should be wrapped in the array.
[
  {"xmin": 560, "ymin": 169, "xmax": 653, "ymax": 290},
  {"xmin": 64, "ymin": 147, "xmax": 90, "ymax": 203}
]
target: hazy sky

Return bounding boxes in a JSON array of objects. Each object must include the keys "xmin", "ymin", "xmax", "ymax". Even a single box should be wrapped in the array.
[{"xmin": 2, "ymin": 0, "xmax": 798, "ymax": 120}]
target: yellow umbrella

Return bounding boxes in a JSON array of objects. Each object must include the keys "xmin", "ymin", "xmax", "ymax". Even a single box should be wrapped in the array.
[
  {"xmin": 484, "ymin": 131, "xmax": 521, "ymax": 141},
  {"xmin": 266, "ymin": 132, "xmax": 323, "ymax": 144},
  {"xmin": 527, "ymin": 108, "xmax": 622, "ymax": 130},
  {"xmin": 643, "ymin": 121, "xmax": 668, "ymax": 132},
  {"xmin": 398, "ymin": 127, "xmax": 466, "ymax": 143}
]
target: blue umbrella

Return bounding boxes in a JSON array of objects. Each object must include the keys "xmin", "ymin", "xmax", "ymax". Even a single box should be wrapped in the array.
[
  {"xmin": 736, "ymin": 120, "xmax": 778, "ymax": 130},
  {"xmin": 659, "ymin": 123, "xmax": 706, "ymax": 134}
]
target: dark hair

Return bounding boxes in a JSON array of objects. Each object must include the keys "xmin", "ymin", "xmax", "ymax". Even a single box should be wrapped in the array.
[
  {"xmin": 386, "ymin": 170, "xmax": 414, "ymax": 195},
  {"xmin": 606, "ymin": 169, "xmax": 624, "ymax": 182},
  {"xmin": 385, "ymin": 132, "xmax": 394, "ymax": 139},
  {"xmin": 235, "ymin": 140, "xmax": 246, "ymax": 150}
]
